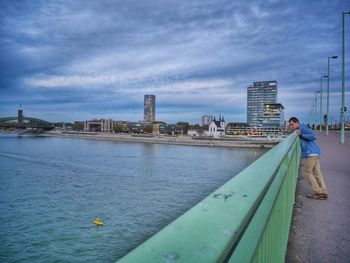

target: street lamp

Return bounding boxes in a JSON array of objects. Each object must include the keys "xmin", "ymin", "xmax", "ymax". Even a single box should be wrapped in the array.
[
  {"xmin": 320, "ymin": 75, "xmax": 328, "ymax": 131},
  {"xmin": 308, "ymin": 103, "xmax": 314, "ymax": 127},
  {"xmin": 326, "ymin": 55, "xmax": 338, "ymax": 135},
  {"xmin": 316, "ymin": 91, "xmax": 320, "ymax": 129},
  {"xmin": 341, "ymin": 11, "xmax": 350, "ymax": 144},
  {"xmin": 313, "ymin": 99, "xmax": 317, "ymax": 129}
]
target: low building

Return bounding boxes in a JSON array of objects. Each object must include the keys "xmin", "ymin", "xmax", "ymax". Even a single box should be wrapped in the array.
[
  {"xmin": 187, "ymin": 130, "xmax": 199, "ymax": 137},
  {"xmin": 160, "ymin": 123, "xmax": 183, "ymax": 135},
  {"xmin": 84, "ymin": 119, "xmax": 113, "ymax": 132},
  {"xmin": 207, "ymin": 116, "xmax": 226, "ymax": 137},
  {"xmin": 263, "ymin": 103, "xmax": 285, "ymax": 133},
  {"xmin": 226, "ymin": 122, "xmax": 249, "ymax": 135}
]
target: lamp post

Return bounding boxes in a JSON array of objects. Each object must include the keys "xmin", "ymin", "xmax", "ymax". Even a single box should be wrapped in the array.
[
  {"xmin": 326, "ymin": 56, "xmax": 338, "ymax": 135},
  {"xmin": 316, "ymin": 91, "xmax": 320, "ymax": 129},
  {"xmin": 308, "ymin": 104, "xmax": 313, "ymax": 127},
  {"xmin": 320, "ymin": 75, "xmax": 328, "ymax": 131},
  {"xmin": 312, "ymin": 99, "xmax": 317, "ymax": 130},
  {"xmin": 310, "ymin": 100, "xmax": 314, "ymax": 128},
  {"xmin": 341, "ymin": 11, "xmax": 350, "ymax": 144}
]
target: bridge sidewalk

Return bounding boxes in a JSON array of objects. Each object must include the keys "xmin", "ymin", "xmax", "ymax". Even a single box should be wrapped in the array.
[{"xmin": 286, "ymin": 131, "xmax": 350, "ymax": 263}]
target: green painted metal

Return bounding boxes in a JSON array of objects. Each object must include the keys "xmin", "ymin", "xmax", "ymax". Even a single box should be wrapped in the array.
[
  {"xmin": 117, "ymin": 133, "xmax": 300, "ymax": 263},
  {"xmin": 228, "ymin": 137, "xmax": 300, "ymax": 262}
]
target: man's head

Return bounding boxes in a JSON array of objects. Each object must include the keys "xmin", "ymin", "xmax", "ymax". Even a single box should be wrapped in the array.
[{"xmin": 289, "ymin": 117, "xmax": 300, "ymax": 130}]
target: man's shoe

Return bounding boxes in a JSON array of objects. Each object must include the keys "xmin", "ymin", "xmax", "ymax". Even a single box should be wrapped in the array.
[{"xmin": 306, "ymin": 193, "xmax": 325, "ymax": 200}]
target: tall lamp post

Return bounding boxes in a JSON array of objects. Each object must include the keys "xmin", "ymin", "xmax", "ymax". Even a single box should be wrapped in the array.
[
  {"xmin": 316, "ymin": 91, "xmax": 320, "ymax": 129},
  {"xmin": 341, "ymin": 11, "xmax": 350, "ymax": 144},
  {"xmin": 313, "ymin": 99, "xmax": 317, "ymax": 129},
  {"xmin": 320, "ymin": 75, "xmax": 328, "ymax": 131},
  {"xmin": 308, "ymin": 104, "xmax": 313, "ymax": 127},
  {"xmin": 326, "ymin": 56, "xmax": 338, "ymax": 135},
  {"xmin": 310, "ymin": 100, "xmax": 315, "ymax": 128}
]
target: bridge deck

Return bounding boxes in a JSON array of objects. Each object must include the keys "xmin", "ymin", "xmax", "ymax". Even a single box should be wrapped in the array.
[{"xmin": 286, "ymin": 130, "xmax": 350, "ymax": 263}]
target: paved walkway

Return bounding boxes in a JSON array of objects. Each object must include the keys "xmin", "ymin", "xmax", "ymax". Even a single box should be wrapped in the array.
[{"xmin": 286, "ymin": 130, "xmax": 350, "ymax": 263}]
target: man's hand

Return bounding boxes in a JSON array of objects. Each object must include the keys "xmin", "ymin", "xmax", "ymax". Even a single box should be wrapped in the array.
[{"xmin": 295, "ymin": 130, "xmax": 301, "ymax": 136}]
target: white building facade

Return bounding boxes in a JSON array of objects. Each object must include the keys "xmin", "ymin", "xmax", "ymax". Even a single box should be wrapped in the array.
[{"xmin": 207, "ymin": 116, "xmax": 226, "ymax": 138}]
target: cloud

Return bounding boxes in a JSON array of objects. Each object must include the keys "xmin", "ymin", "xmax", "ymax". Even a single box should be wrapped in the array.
[{"xmin": 0, "ymin": 0, "xmax": 349, "ymax": 123}]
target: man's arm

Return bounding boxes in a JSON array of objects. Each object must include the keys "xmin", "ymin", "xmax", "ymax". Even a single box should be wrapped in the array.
[{"xmin": 299, "ymin": 125, "xmax": 316, "ymax": 141}]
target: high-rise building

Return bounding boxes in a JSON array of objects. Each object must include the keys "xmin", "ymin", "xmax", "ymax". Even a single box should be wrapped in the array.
[
  {"xmin": 247, "ymin": 81, "xmax": 278, "ymax": 127},
  {"xmin": 263, "ymin": 103, "xmax": 285, "ymax": 129},
  {"xmin": 144, "ymin": 95, "xmax": 156, "ymax": 122},
  {"xmin": 201, "ymin": 115, "xmax": 214, "ymax": 126},
  {"xmin": 18, "ymin": 105, "xmax": 23, "ymax": 125}
]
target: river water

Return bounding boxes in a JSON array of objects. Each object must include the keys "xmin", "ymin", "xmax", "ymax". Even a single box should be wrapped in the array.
[{"xmin": 0, "ymin": 133, "xmax": 267, "ymax": 262}]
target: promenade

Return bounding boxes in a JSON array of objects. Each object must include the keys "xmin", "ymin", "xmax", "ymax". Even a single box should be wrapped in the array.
[
  {"xmin": 41, "ymin": 131, "xmax": 279, "ymax": 148},
  {"xmin": 286, "ymin": 130, "xmax": 350, "ymax": 262}
]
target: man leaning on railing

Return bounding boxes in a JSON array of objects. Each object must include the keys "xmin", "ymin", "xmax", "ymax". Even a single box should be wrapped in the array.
[{"xmin": 289, "ymin": 117, "xmax": 328, "ymax": 200}]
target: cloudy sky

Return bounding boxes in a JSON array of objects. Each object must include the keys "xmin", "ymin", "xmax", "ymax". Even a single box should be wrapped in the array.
[{"xmin": 0, "ymin": 0, "xmax": 349, "ymax": 124}]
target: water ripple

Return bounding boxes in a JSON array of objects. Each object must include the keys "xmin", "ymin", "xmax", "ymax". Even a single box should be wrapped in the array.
[{"xmin": 0, "ymin": 135, "xmax": 266, "ymax": 262}]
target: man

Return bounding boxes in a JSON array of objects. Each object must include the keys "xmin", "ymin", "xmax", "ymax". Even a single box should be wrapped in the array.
[{"xmin": 289, "ymin": 117, "xmax": 328, "ymax": 200}]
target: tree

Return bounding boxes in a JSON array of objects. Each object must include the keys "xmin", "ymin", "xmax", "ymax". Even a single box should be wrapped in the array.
[
  {"xmin": 143, "ymin": 125, "xmax": 153, "ymax": 134},
  {"xmin": 113, "ymin": 124, "xmax": 124, "ymax": 133},
  {"xmin": 190, "ymin": 124, "xmax": 205, "ymax": 134},
  {"xmin": 190, "ymin": 124, "xmax": 201, "ymax": 130},
  {"xmin": 73, "ymin": 122, "xmax": 84, "ymax": 131},
  {"xmin": 176, "ymin": 122, "xmax": 190, "ymax": 134}
]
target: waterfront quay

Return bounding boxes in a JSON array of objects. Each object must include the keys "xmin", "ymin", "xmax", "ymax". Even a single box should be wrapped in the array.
[
  {"xmin": 286, "ymin": 131, "xmax": 350, "ymax": 263},
  {"xmin": 42, "ymin": 130, "xmax": 281, "ymax": 148}
]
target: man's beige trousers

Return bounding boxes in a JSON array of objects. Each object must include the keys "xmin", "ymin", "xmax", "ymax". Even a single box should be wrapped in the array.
[{"xmin": 304, "ymin": 156, "xmax": 328, "ymax": 195}]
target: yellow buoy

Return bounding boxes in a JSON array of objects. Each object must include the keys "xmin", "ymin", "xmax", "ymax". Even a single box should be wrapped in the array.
[{"xmin": 93, "ymin": 218, "xmax": 104, "ymax": 226}]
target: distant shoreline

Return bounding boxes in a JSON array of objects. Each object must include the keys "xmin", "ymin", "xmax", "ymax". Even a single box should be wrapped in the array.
[{"xmin": 39, "ymin": 131, "xmax": 280, "ymax": 149}]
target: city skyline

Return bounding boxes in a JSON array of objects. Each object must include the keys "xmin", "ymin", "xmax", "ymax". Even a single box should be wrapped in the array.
[{"xmin": 0, "ymin": 1, "xmax": 349, "ymax": 124}]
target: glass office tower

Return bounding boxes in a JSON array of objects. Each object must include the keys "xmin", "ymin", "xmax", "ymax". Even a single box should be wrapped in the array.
[{"xmin": 247, "ymin": 81, "xmax": 278, "ymax": 127}]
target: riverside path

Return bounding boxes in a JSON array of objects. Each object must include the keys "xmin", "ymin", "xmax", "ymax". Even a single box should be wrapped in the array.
[{"xmin": 286, "ymin": 130, "xmax": 350, "ymax": 263}]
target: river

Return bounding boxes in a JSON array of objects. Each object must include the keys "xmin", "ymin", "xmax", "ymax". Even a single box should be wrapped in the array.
[{"xmin": 0, "ymin": 133, "xmax": 267, "ymax": 262}]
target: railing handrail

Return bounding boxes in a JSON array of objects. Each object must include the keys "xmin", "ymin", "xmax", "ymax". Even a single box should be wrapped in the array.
[{"xmin": 117, "ymin": 133, "xmax": 300, "ymax": 263}]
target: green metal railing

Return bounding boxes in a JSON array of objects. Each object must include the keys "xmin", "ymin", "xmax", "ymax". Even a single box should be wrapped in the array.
[{"xmin": 117, "ymin": 133, "xmax": 300, "ymax": 263}]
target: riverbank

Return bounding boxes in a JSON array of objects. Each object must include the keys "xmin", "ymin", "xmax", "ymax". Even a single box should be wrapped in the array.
[{"xmin": 41, "ymin": 131, "xmax": 281, "ymax": 148}]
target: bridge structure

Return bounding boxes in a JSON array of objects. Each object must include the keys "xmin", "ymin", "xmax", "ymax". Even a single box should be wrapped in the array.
[
  {"xmin": 117, "ymin": 133, "xmax": 300, "ymax": 263},
  {"xmin": 0, "ymin": 116, "xmax": 54, "ymax": 130}
]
